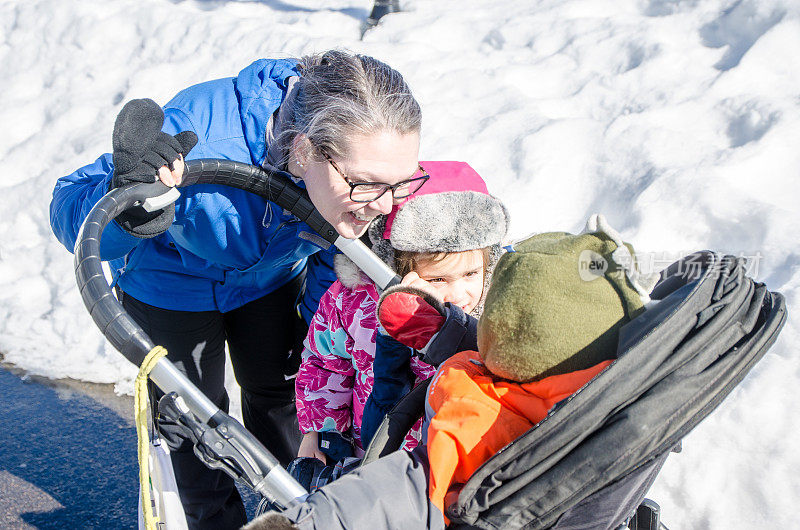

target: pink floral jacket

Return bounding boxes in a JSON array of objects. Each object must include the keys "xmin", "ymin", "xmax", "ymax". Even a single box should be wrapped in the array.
[{"xmin": 296, "ymin": 275, "xmax": 435, "ymax": 452}]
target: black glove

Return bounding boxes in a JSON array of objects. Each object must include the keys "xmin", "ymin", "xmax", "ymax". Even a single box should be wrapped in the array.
[{"xmin": 111, "ymin": 98, "xmax": 197, "ymax": 238}]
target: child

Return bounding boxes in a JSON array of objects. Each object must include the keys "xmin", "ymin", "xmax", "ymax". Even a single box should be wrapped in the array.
[
  {"xmin": 405, "ymin": 215, "xmax": 654, "ymax": 517},
  {"xmin": 245, "ymin": 215, "xmax": 658, "ymax": 530},
  {"xmin": 294, "ymin": 161, "xmax": 509, "ymax": 463}
]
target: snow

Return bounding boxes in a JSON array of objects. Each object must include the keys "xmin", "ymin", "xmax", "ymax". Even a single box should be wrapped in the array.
[{"xmin": 1, "ymin": 0, "xmax": 799, "ymax": 526}]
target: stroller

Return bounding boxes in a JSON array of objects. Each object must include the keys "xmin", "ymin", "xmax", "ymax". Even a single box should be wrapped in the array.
[
  {"xmin": 75, "ymin": 160, "xmax": 787, "ymax": 529},
  {"xmin": 345, "ymin": 249, "xmax": 786, "ymax": 530}
]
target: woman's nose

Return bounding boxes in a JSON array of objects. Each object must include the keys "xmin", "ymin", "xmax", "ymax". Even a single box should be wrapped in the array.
[{"xmin": 368, "ymin": 190, "xmax": 394, "ymax": 215}]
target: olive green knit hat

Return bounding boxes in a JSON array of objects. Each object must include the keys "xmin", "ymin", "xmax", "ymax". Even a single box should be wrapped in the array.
[{"xmin": 477, "ymin": 214, "xmax": 658, "ymax": 382}]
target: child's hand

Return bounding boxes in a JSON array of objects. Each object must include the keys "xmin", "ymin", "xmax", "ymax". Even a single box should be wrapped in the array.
[
  {"xmin": 378, "ymin": 284, "xmax": 447, "ymax": 351},
  {"xmin": 401, "ymin": 271, "xmax": 443, "ymax": 300},
  {"xmin": 297, "ymin": 431, "xmax": 327, "ymax": 464}
]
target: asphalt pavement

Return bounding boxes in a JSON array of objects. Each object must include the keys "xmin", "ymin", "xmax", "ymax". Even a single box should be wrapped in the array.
[{"xmin": 0, "ymin": 365, "xmax": 258, "ymax": 529}]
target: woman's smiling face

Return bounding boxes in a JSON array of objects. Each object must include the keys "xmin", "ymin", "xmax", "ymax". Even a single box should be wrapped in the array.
[{"xmin": 296, "ymin": 130, "xmax": 421, "ymax": 239}]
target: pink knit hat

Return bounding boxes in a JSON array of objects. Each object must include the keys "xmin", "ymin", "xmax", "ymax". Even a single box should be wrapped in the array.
[
  {"xmin": 382, "ymin": 161, "xmax": 491, "ymax": 239},
  {"xmin": 368, "ymin": 161, "xmax": 509, "ymax": 268}
]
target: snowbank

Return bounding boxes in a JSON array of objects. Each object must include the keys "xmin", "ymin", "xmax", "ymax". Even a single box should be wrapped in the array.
[{"xmin": 1, "ymin": 0, "xmax": 798, "ymax": 526}]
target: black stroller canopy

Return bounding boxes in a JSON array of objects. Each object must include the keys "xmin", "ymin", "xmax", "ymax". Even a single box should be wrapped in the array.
[{"xmin": 446, "ymin": 251, "xmax": 786, "ymax": 529}]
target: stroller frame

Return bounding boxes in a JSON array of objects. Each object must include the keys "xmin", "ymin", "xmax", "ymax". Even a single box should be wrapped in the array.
[{"xmin": 74, "ymin": 159, "xmax": 400, "ymax": 509}]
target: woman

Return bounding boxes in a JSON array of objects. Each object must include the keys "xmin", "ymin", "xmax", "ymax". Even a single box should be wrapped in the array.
[{"xmin": 50, "ymin": 50, "xmax": 424, "ymax": 529}]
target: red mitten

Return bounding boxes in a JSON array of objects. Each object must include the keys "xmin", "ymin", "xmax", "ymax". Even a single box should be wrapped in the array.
[{"xmin": 378, "ymin": 285, "xmax": 447, "ymax": 350}]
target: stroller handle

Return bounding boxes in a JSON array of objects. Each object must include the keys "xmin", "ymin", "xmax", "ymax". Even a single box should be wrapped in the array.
[
  {"xmin": 74, "ymin": 158, "xmax": 400, "ymax": 367},
  {"xmin": 72, "ymin": 158, "xmax": 399, "ymax": 505}
]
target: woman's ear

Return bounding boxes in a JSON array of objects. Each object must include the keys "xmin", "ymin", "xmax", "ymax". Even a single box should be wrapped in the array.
[{"xmin": 291, "ymin": 134, "xmax": 313, "ymax": 169}]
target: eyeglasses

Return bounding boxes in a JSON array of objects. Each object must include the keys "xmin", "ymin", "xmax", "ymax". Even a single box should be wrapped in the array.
[{"xmin": 322, "ymin": 151, "xmax": 430, "ymax": 203}]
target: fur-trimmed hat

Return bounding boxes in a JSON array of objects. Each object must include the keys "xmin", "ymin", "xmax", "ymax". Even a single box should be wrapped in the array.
[
  {"xmin": 367, "ymin": 161, "xmax": 510, "ymax": 270},
  {"xmin": 335, "ymin": 162, "xmax": 510, "ymax": 304},
  {"xmin": 477, "ymin": 214, "xmax": 659, "ymax": 382}
]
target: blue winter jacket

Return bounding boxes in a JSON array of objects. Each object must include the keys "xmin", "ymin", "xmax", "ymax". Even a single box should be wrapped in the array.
[{"xmin": 50, "ymin": 59, "xmax": 337, "ymax": 322}]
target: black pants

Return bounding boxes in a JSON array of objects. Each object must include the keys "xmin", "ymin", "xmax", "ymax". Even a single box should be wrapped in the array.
[{"xmin": 122, "ymin": 274, "xmax": 307, "ymax": 529}]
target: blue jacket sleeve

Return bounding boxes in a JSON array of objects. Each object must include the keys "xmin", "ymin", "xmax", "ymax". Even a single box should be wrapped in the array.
[
  {"xmin": 361, "ymin": 332, "xmax": 415, "ymax": 449},
  {"xmin": 50, "ymin": 153, "xmax": 142, "ymax": 259},
  {"xmin": 298, "ymin": 245, "xmax": 338, "ymax": 324}
]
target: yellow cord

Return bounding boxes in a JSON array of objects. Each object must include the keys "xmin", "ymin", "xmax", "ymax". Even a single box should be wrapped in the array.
[{"xmin": 135, "ymin": 346, "xmax": 168, "ymax": 530}]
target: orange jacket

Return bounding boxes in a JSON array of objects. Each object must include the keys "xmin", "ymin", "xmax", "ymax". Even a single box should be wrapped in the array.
[{"xmin": 426, "ymin": 350, "xmax": 612, "ymax": 517}]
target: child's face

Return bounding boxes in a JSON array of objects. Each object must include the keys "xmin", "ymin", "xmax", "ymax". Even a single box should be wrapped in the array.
[{"xmin": 414, "ymin": 249, "xmax": 485, "ymax": 314}]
